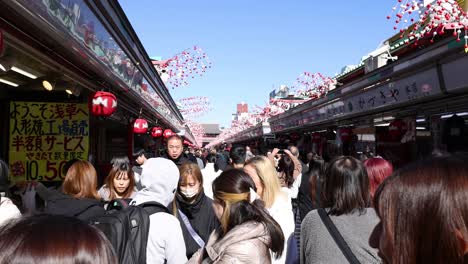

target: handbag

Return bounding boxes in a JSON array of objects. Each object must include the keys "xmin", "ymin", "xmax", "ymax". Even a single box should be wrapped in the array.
[
  {"xmin": 317, "ymin": 208, "xmax": 360, "ymax": 264},
  {"xmin": 178, "ymin": 209, "xmax": 205, "ymax": 248}
]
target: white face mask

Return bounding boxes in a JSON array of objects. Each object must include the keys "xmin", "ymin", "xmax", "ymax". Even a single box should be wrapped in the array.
[{"xmin": 180, "ymin": 188, "xmax": 198, "ymax": 199}]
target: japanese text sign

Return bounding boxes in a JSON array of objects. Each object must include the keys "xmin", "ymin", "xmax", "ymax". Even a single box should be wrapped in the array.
[{"xmin": 9, "ymin": 102, "xmax": 89, "ymax": 182}]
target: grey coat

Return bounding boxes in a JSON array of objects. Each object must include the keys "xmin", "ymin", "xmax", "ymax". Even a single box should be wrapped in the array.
[
  {"xmin": 300, "ymin": 208, "xmax": 382, "ymax": 264},
  {"xmin": 188, "ymin": 221, "xmax": 273, "ymax": 264}
]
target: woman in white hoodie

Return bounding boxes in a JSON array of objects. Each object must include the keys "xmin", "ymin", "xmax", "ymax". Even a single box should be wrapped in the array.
[{"xmin": 0, "ymin": 159, "xmax": 21, "ymax": 226}]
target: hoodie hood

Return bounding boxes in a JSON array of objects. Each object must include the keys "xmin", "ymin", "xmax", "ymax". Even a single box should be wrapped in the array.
[{"xmin": 132, "ymin": 158, "xmax": 179, "ymax": 207}]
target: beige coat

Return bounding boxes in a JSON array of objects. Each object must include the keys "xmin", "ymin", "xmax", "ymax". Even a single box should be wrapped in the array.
[{"xmin": 188, "ymin": 221, "xmax": 273, "ymax": 264}]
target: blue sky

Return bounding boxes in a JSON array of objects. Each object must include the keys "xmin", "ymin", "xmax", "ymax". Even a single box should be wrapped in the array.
[{"xmin": 119, "ymin": 1, "xmax": 397, "ymax": 127}]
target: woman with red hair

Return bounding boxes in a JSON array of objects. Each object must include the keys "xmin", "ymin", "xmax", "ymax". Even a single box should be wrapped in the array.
[{"xmin": 363, "ymin": 158, "xmax": 393, "ymax": 198}]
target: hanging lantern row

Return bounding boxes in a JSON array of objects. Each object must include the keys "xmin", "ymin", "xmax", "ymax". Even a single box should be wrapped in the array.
[{"xmin": 89, "ymin": 91, "xmax": 117, "ymax": 117}]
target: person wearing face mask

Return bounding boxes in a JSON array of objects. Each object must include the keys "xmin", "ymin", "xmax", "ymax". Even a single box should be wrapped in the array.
[{"xmin": 169, "ymin": 162, "xmax": 220, "ymax": 259}]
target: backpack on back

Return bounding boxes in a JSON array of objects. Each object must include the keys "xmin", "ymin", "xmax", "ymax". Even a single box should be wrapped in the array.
[{"xmin": 90, "ymin": 199, "xmax": 169, "ymax": 264}]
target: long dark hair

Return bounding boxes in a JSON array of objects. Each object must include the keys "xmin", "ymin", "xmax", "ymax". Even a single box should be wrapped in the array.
[
  {"xmin": 308, "ymin": 157, "xmax": 325, "ymax": 208},
  {"xmin": 374, "ymin": 155, "xmax": 468, "ymax": 264},
  {"xmin": 277, "ymin": 155, "xmax": 295, "ymax": 188},
  {"xmin": 212, "ymin": 169, "xmax": 284, "ymax": 259},
  {"xmin": 206, "ymin": 154, "xmax": 219, "ymax": 172},
  {"xmin": 321, "ymin": 156, "xmax": 370, "ymax": 215},
  {"xmin": 0, "ymin": 214, "xmax": 117, "ymax": 263}
]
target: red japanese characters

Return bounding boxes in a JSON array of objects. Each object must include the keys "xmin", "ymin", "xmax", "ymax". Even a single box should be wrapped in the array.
[
  {"xmin": 89, "ymin": 91, "xmax": 117, "ymax": 117},
  {"xmin": 133, "ymin": 118, "xmax": 148, "ymax": 134}
]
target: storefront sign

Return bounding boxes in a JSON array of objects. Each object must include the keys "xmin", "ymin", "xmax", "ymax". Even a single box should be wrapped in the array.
[
  {"xmin": 15, "ymin": 0, "xmax": 182, "ymax": 130},
  {"xmin": 442, "ymin": 55, "xmax": 468, "ymax": 92},
  {"xmin": 9, "ymin": 102, "xmax": 89, "ymax": 182},
  {"xmin": 271, "ymin": 67, "xmax": 442, "ymax": 134},
  {"xmin": 346, "ymin": 67, "xmax": 441, "ymax": 115}
]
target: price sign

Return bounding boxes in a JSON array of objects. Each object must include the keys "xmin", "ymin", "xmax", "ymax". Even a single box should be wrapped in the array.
[{"xmin": 9, "ymin": 102, "xmax": 89, "ymax": 182}]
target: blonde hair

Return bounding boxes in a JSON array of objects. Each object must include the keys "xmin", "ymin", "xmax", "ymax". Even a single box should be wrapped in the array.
[
  {"xmin": 216, "ymin": 191, "xmax": 249, "ymax": 233},
  {"xmin": 244, "ymin": 156, "xmax": 281, "ymax": 208}
]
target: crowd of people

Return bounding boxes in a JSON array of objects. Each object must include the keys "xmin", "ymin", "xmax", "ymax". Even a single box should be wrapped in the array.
[{"xmin": 0, "ymin": 135, "xmax": 467, "ymax": 263}]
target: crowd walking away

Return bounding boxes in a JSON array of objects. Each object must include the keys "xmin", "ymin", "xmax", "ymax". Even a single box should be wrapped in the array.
[{"xmin": 0, "ymin": 144, "xmax": 467, "ymax": 264}]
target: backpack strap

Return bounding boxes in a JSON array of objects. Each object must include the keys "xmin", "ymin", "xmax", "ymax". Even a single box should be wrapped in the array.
[
  {"xmin": 178, "ymin": 209, "xmax": 205, "ymax": 248},
  {"xmin": 317, "ymin": 208, "xmax": 360, "ymax": 264}
]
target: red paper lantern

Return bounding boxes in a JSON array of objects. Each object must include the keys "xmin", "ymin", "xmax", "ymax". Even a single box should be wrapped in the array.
[
  {"xmin": 340, "ymin": 127, "xmax": 353, "ymax": 142},
  {"xmin": 163, "ymin": 129, "xmax": 174, "ymax": 139},
  {"xmin": 151, "ymin": 127, "xmax": 163, "ymax": 138},
  {"xmin": 133, "ymin": 118, "xmax": 148, "ymax": 134},
  {"xmin": 183, "ymin": 139, "xmax": 191, "ymax": 145},
  {"xmin": 89, "ymin": 91, "xmax": 117, "ymax": 117},
  {"xmin": 388, "ymin": 119, "xmax": 407, "ymax": 138},
  {"xmin": 312, "ymin": 132, "xmax": 322, "ymax": 143}
]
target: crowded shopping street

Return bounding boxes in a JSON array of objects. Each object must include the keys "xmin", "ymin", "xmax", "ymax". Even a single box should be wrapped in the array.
[{"xmin": 0, "ymin": 0, "xmax": 468, "ymax": 263}]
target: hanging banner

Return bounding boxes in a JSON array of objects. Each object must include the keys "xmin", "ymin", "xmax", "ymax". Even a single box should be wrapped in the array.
[{"xmin": 9, "ymin": 102, "xmax": 89, "ymax": 182}]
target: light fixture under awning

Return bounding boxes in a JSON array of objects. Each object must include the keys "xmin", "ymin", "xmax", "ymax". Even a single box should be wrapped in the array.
[{"xmin": 0, "ymin": 78, "xmax": 19, "ymax": 87}]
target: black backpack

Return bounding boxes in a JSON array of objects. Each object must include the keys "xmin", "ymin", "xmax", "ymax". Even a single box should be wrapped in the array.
[{"xmin": 89, "ymin": 199, "xmax": 169, "ymax": 264}]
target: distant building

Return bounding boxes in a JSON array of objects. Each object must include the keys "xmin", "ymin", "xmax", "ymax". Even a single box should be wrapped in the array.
[
  {"xmin": 237, "ymin": 103, "xmax": 248, "ymax": 114},
  {"xmin": 201, "ymin": 123, "xmax": 222, "ymax": 147},
  {"xmin": 232, "ymin": 102, "xmax": 251, "ymax": 125}
]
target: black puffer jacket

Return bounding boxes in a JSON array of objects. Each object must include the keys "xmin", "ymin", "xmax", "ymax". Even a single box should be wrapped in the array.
[
  {"xmin": 162, "ymin": 153, "xmax": 193, "ymax": 167},
  {"xmin": 36, "ymin": 184, "xmax": 105, "ymax": 221},
  {"xmin": 170, "ymin": 191, "xmax": 220, "ymax": 259}
]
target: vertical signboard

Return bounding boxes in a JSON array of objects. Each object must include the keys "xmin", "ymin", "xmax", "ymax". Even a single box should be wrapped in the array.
[{"xmin": 9, "ymin": 102, "xmax": 89, "ymax": 182}]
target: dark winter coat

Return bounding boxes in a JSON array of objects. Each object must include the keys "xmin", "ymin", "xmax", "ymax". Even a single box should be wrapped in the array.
[
  {"xmin": 36, "ymin": 184, "xmax": 105, "ymax": 221},
  {"xmin": 162, "ymin": 153, "xmax": 193, "ymax": 167},
  {"xmin": 297, "ymin": 171, "xmax": 316, "ymax": 221},
  {"xmin": 169, "ymin": 191, "xmax": 220, "ymax": 259}
]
